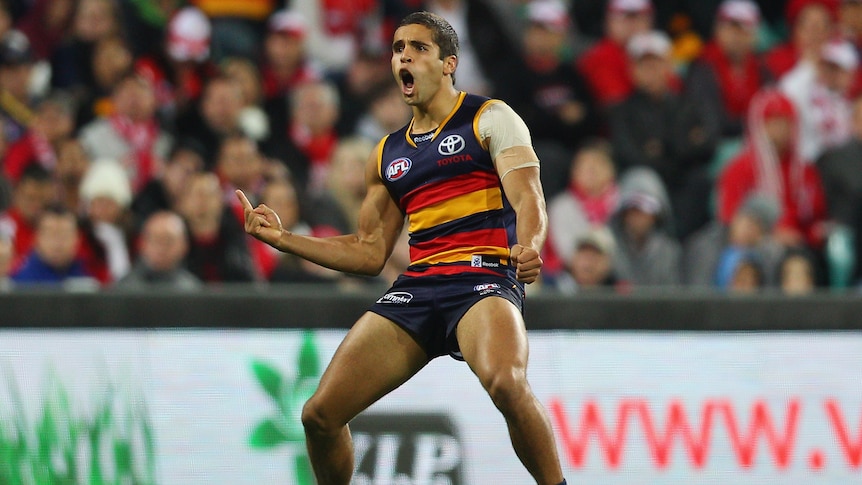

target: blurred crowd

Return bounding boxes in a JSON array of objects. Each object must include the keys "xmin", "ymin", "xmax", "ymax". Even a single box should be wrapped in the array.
[{"xmin": 0, "ymin": 0, "xmax": 860, "ymax": 296}]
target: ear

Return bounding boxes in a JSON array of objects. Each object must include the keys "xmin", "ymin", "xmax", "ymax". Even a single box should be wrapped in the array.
[{"xmin": 443, "ymin": 55, "xmax": 458, "ymax": 77}]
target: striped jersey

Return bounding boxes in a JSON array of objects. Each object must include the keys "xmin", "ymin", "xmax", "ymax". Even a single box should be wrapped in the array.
[{"xmin": 377, "ymin": 92, "xmax": 517, "ymax": 279}]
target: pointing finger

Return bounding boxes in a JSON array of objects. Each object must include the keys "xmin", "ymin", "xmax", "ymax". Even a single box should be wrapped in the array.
[{"xmin": 235, "ymin": 189, "xmax": 253, "ymax": 212}]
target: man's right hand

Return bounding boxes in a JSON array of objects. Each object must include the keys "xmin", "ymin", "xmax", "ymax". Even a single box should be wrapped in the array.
[{"xmin": 236, "ymin": 189, "xmax": 284, "ymax": 248}]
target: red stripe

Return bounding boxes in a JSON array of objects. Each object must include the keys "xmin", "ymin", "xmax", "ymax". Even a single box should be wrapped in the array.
[
  {"xmin": 405, "ymin": 265, "xmax": 503, "ymax": 277},
  {"xmin": 401, "ymin": 171, "xmax": 499, "ymax": 213},
  {"xmin": 410, "ymin": 228, "xmax": 509, "ymax": 263}
]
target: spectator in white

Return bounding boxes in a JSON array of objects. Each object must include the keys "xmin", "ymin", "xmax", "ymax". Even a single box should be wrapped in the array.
[
  {"xmin": 79, "ymin": 74, "xmax": 173, "ymax": 193},
  {"xmin": 77, "ymin": 158, "xmax": 132, "ymax": 284},
  {"xmin": 780, "ymin": 37, "xmax": 859, "ymax": 162},
  {"xmin": 114, "ymin": 210, "xmax": 202, "ymax": 290}
]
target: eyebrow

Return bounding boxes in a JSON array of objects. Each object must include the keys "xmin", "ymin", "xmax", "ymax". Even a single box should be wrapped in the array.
[{"xmin": 392, "ymin": 39, "xmax": 431, "ymax": 51}]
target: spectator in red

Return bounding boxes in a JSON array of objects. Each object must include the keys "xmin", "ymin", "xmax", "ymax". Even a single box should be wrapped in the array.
[
  {"xmin": 260, "ymin": 9, "xmax": 321, "ymax": 101},
  {"xmin": 134, "ymin": 6, "xmax": 218, "ymax": 120},
  {"xmin": 764, "ymin": 0, "xmax": 838, "ymax": 79},
  {"xmin": 685, "ymin": 0, "xmax": 772, "ymax": 138},
  {"xmin": 717, "ymin": 88, "xmax": 829, "ymax": 249},
  {"xmin": 291, "ymin": 0, "xmax": 378, "ymax": 77},
  {"xmin": 2, "ymin": 92, "xmax": 75, "ymax": 183},
  {"xmin": 0, "ymin": 164, "xmax": 54, "ymax": 272},
  {"xmin": 576, "ymin": 0, "xmax": 654, "ymax": 108}
]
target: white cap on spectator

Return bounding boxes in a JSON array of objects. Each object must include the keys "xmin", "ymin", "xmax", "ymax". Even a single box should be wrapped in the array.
[
  {"xmin": 576, "ymin": 227, "xmax": 616, "ymax": 256},
  {"xmin": 268, "ymin": 9, "xmax": 307, "ymax": 38},
  {"xmin": 79, "ymin": 159, "xmax": 132, "ymax": 208},
  {"xmin": 608, "ymin": 0, "xmax": 653, "ymax": 14},
  {"xmin": 717, "ymin": 0, "xmax": 761, "ymax": 28},
  {"xmin": 622, "ymin": 191, "xmax": 662, "ymax": 215},
  {"xmin": 627, "ymin": 30, "xmax": 672, "ymax": 59},
  {"xmin": 167, "ymin": 7, "xmax": 211, "ymax": 62},
  {"xmin": 821, "ymin": 38, "xmax": 859, "ymax": 71},
  {"xmin": 527, "ymin": 0, "xmax": 570, "ymax": 33}
]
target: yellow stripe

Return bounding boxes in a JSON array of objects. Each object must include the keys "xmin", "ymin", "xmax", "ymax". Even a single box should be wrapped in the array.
[
  {"xmin": 375, "ymin": 135, "xmax": 389, "ymax": 181},
  {"xmin": 408, "ymin": 187, "xmax": 502, "ymax": 233},
  {"xmin": 411, "ymin": 246, "xmax": 510, "ymax": 266}
]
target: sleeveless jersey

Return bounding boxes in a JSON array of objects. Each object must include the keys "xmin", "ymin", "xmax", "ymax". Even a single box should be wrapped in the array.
[{"xmin": 377, "ymin": 92, "xmax": 517, "ymax": 279}]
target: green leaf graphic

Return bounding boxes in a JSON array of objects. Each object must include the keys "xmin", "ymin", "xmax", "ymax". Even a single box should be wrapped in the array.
[
  {"xmin": 297, "ymin": 331, "xmax": 320, "ymax": 381},
  {"xmin": 251, "ymin": 360, "xmax": 283, "ymax": 402},
  {"xmin": 249, "ymin": 419, "xmax": 289, "ymax": 448}
]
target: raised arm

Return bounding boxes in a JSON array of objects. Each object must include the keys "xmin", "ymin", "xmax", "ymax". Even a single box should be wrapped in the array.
[{"xmin": 237, "ymin": 150, "xmax": 405, "ymax": 276}]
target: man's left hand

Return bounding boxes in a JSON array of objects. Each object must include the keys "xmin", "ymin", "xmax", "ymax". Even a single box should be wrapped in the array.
[{"xmin": 510, "ymin": 244, "xmax": 542, "ymax": 284}]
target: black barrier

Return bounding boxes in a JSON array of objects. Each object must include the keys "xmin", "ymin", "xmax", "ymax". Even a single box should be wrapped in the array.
[{"xmin": 1, "ymin": 286, "xmax": 861, "ymax": 330}]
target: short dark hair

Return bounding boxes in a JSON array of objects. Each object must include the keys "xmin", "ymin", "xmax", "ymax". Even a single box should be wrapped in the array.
[{"xmin": 398, "ymin": 12, "xmax": 460, "ymax": 82}]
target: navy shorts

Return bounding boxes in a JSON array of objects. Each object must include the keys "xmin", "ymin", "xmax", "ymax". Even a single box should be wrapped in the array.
[{"xmin": 368, "ymin": 273, "xmax": 525, "ymax": 360}]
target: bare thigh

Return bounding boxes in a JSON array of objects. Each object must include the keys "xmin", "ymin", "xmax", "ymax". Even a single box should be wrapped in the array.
[
  {"xmin": 456, "ymin": 296, "xmax": 529, "ymax": 381},
  {"xmin": 310, "ymin": 311, "xmax": 430, "ymax": 425}
]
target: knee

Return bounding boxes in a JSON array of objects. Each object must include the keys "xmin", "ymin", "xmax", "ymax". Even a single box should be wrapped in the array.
[
  {"xmin": 301, "ymin": 396, "xmax": 343, "ymax": 437},
  {"xmin": 482, "ymin": 368, "xmax": 530, "ymax": 414}
]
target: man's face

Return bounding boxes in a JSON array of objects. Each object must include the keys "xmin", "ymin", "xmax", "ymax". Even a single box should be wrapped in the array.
[
  {"xmin": 201, "ymin": 80, "xmax": 243, "ymax": 134},
  {"xmin": 817, "ymin": 60, "xmax": 854, "ymax": 95},
  {"xmin": 13, "ymin": 179, "xmax": 53, "ymax": 223},
  {"xmin": 217, "ymin": 138, "xmax": 262, "ymax": 190},
  {"xmin": 0, "ymin": 63, "xmax": 33, "ymax": 101},
  {"xmin": 141, "ymin": 214, "xmax": 188, "ymax": 272},
  {"xmin": 632, "ymin": 54, "xmax": 671, "ymax": 96},
  {"xmin": 391, "ymin": 23, "xmax": 455, "ymax": 106},
  {"xmin": 571, "ymin": 245, "xmax": 611, "ymax": 287},
  {"xmin": 714, "ymin": 20, "xmax": 757, "ymax": 60},
  {"xmin": 607, "ymin": 11, "xmax": 652, "ymax": 44},
  {"xmin": 35, "ymin": 213, "xmax": 79, "ymax": 269}
]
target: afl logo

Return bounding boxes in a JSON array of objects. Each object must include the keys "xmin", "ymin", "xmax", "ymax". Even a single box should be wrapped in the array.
[
  {"xmin": 438, "ymin": 134, "xmax": 465, "ymax": 156},
  {"xmin": 386, "ymin": 158, "xmax": 412, "ymax": 181}
]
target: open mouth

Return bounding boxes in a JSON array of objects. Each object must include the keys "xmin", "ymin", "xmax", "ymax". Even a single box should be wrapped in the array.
[{"xmin": 399, "ymin": 69, "xmax": 415, "ymax": 96}]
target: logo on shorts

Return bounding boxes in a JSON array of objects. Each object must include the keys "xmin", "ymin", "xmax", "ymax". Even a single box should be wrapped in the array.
[
  {"xmin": 376, "ymin": 291, "xmax": 414, "ymax": 304},
  {"xmin": 386, "ymin": 158, "xmax": 412, "ymax": 181},
  {"xmin": 474, "ymin": 283, "xmax": 501, "ymax": 295},
  {"xmin": 437, "ymin": 134, "xmax": 465, "ymax": 156}
]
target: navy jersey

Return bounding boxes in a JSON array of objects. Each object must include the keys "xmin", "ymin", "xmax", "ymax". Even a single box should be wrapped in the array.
[{"xmin": 377, "ymin": 92, "xmax": 518, "ymax": 279}]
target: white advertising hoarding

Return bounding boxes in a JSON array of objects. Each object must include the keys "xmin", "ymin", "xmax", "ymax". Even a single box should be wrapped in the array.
[{"xmin": 0, "ymin": 330, "xmax": 860, "ymax": 484}]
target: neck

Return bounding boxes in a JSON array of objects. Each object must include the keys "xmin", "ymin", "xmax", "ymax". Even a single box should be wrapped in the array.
[{"xmin": 410, "ymin": 85, "xmax": 460, "ymax": 133}]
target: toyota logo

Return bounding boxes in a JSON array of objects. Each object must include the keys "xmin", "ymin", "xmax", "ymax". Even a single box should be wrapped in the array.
[{"xmin": 437, "ymin": 134, "xmax": 465, "ymax": 156}]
